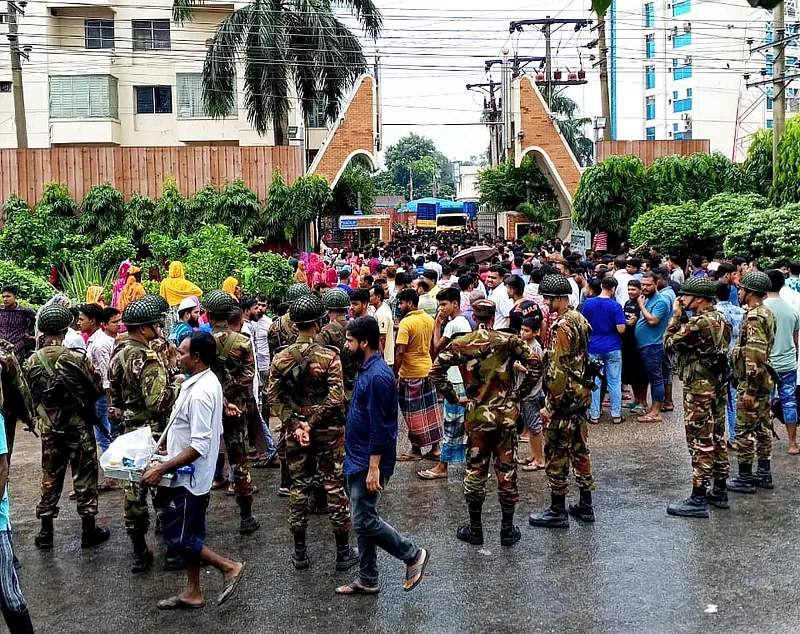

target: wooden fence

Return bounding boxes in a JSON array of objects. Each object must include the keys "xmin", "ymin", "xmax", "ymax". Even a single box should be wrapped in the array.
[
  {"xmin": 595, "ymin": 140, "xmax": 712, "ymax": 166},
  {"xmin": 0, "ymin": 145, "xmax": 305, "ymax": 205}
]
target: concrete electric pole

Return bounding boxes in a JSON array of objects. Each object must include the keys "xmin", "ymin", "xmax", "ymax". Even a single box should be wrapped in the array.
[
  {"xmin": 772, "ymin": 1, "xmax": 786, "ymax": 186},
  {"xmin": 6, "ymin": 0, "xmax": 28, "ymax": 148}
]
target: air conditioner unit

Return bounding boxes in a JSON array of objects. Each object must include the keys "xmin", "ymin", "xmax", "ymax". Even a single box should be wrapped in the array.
[
  {"xmin": 683, "ymin": 22, "xmax": 692, "ymax": 32},
  {"xmin": 668, "ymin": 130, "xmax": 674, "ymax": 137},
  {"xmin": 684, "ymin": 55, "xmax": 692, "ymax": 64},
  {"xmin": 666, "ymin": 2, "xmax": 672, "ymax": 8},
  {"xmin": 672, "ymin": 26, "xmax": 679, "ymax": 36},
  {"xmin": 680, "ymin": 112, "xmax": 690, "ymax": 120},
  {"xmin": 682, "ymin": 120, "xmax": 692, "ymax": 131},
  {"xmin": 667, "ymin": 34, "xmax": 673, "ymax": 41}
]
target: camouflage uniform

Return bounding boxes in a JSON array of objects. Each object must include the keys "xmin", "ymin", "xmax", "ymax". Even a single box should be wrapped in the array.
[
  {"xmin": 430, "ymin": 329, "xmax": 540, "ymax": 510},
  {"xmin": 267, "ymin": 335, "xmax": 350, "ymax": 534},
  {"xmin": 24, "ymin": 345, "xmax": 103, "ymax": 519},
  {"xmin": 544, "ymin": 309, "xmax": 596, "ymax": 496},
  {"xmin": 316, "ymin": 315, "xmax": 359, "ymax": 400},
  {"xmin": 0, "ymin": 339, "xmax": 35, "ymax": 459},
  {"xmin": 731, "ymin": 303, "xmax": 776, "ymax": 464},
  {"xmin": 268, "ymin": 314, "xmax": 298, "ymax": 357},
  {"xmin": 665, "ymin": 307, "xmax": 732, "ymax": 488}
]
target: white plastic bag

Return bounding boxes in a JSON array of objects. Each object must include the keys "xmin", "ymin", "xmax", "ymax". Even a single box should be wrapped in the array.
[{"xmin": 100, "ymin": 426, "xmax": 157, "ymax": 472}]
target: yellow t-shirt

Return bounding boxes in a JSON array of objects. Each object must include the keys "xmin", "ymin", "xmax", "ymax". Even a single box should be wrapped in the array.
[{"xmin": 396, "ymin": 309, "xmax": 434, "ymax": 379}]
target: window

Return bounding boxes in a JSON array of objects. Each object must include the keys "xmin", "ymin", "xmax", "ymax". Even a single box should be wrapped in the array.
[
  {"xmin": 767, "ymin": 119, "xmax": 774, "ymax": 129},
  {"xmin": 686, "ymin": 88, "xmax": 692, "ymax": 97},
  {"xmin": 132, "ymin": 20, "xmax": 170, "ymax": 50},
  {"xmin": 646, "ymin": 34, "xmax": 655, "ymax": 58},
  {"xmin": 0, "ymin": 13, "xmax": 8, "ymax": 24},
  {"xmin": 767, "ymin": 96, "xmax": 774, "ymax": 110},
  {"xmin": 136, "ymin": 86, "xmax": 172, "ymax": 114},
  {"xmin": 673, "ymin": 32, "xmax": 691, "ymax": 48},
  {"xmin": 646, "ymin": 96, "xmax": 656, "ymax": 120},
  {"xmin": 674, "ymin": 131, "xmax": 691, "ymax": 140},
  {"xmin": 673, "ymin": 57, "xmax": 692, "ymax": 80},
  {"xmin": 672, "ymin": 0, "xmax": 691, "ymax": 16},
  {"xmin": 177, "ymin": 73, "xmax": 236, "ymax": 118},
  {"xmin": 673, "ymin": 97, "xmax": 692, "ymax": 113},
  {"xmin": 85, "ymin": 19, "xmax": 114, "ymax": 49},
  {"xmin": 644, "ymin": 2, "xmax": 655, "ymax": 27},
  {"xmin": 306, "ymin": 101, "xmax": 326, "ymax": 128},
  {"xmin": 49, "ymin": 75, "xmax": 118, "ymax": 119},
  {"xmin": 767, "ymin": 53, "xmax": 774, "ymax": 76},
  {"xmin": 646, "ymin": 126, "xmax": 656, "ymax": 140},
  {"xmin": 673, "ymin": 90, "xmax": 679, "ymax": 99},
  {"xmin": 645, "ymin": 65, "xmax": 656, "ymax": 89},
  {"xmin": 673, "ymin": 123, "xmax": 679, "ymax": 131}
]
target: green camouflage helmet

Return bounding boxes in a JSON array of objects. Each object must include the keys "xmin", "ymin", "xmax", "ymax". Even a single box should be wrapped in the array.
[
  {"xmin": 539, "ymin": 273, "xmax": 572, "ymax": 298},
  {"xmin": 203, "ymin": 290, "xmax": 237, "ymax": 316},
  {"xmin": 148, "ymin": 294, "xmax": 170, "ymax": 315},
  {"xmin": 322, "ymin": 288, "xmax": 351, "ymax": 310},
  {"xmin": 122, "ymin": 297, "xmax": 162, "ymax": 327},
  {"xmin": 287, "ymin": 283, "xmax": 313, "ymax": 302},
  {"xmin": 740, "ymin": 270, "xmax": 772, "ymax": 294},
  {"xmin": 37, "ymin": 304, "xmax": 74, "ymax": 335},
  {"xmin": 679, "ymin": 276, "xmax": 717, "ymax": 299},
  {"xmin": 290, "ymin": 293, "xmax": 327, "ymax": 325}
]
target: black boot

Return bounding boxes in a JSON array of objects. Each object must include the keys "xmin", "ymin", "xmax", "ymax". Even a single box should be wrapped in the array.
[
  {"xmin": 667, "ymin": 486, "xmax": 709, "ymax": 518},
  {"xmin": 707, "ymin": 478, "xmax": 730, "ymax": 509},
  {"xmin": 129, "ymin": 532, "xmax": 153, "ymax": 573},
  {"xmin": 34, "ymin": 516, "xmax": 54, "ymax": 550},
  {"xmin": 238, "ymin": 498, "xmax": 261, "ymax": 535},
  {"xmin": 456, "ymin": 502, "xmax": 484, "ymax": 545},
  {"xmin": 2, "ymin": 608, "xmax": 35, "ymax": 634},
  {"xmin": 163, "ymin": 551, "xmax": 188, "ymax": 571},
  {"xmin": 308, "ymin": 482, "xmax": 328, "ymax": 515},
  {"xmin": 755, "ymin": 459, "xmax": 774, "ymax": 489},
  {"xmin": 499, "ymin": 508, "xmax": 521, "ymax": 546},
  {"xmin": 334, "ymin": 531, "xmax": 359, "ymax": 571},
  {"xmin": 728, "ymin": 463, "xmax": 757, "ymax": 494},
  {"xmin": 292, "ymin": 531, "xmax": 310, "ymax": 569},
  {"xmin": 568, "ymin": 489, "xmax": 596, "ymax": 523},
  {"xmin": 529, "ymin": 493, "xmax": 569, "ymax": 528},
  {"xmin": 80, "ymin": 516, "xmax": 110, "ymax": 549}
]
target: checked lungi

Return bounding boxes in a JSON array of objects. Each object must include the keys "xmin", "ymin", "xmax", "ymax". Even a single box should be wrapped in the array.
[
  {"xmin": 441, "ymin": 382, "xmax": 467, "ymax": 463},
  {"xmin": 399, "ymin": 377, "xmax": 443, "ymax": 449}
]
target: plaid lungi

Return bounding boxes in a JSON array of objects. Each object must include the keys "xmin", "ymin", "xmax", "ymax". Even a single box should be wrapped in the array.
[
  {"xmin": 399, "ymin": 377, "xmax": 443, "ymax": 449},
  {"xmin": 441, "ymin": 383, "xmax": 467, "ymax": 463}
]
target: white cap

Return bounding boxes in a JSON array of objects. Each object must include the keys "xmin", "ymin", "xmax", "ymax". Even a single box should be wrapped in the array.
[{"xmin": 178, "ymin": 297, "xmax": 197, "ymax": 313}]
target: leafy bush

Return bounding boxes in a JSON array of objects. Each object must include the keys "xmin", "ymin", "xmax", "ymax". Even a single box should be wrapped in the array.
[
  {"xmin": 0, "ymin": 209, "xmax": 57, "ymax": 276},
  {"xmin": 517, "ymin": 201, "xmax": 560, "ymax": 241},
  {"xmin": 90, "ymin": 236, "xmax": 137, "ymax": 274},
  {"xmin": 124, "ymin": 194, "xmax": 157, "ymax": 246},
  {"xmin": 216, "ymin": 180, "xmax": 262, "ymax": 236},
  {"xmin": 647, "ymin": 152, "xmax": 753, "ymax": 206},
  {"xmin": 697, "ymin": 192, "xmax": 771, "ymax": 251},
  {"xmin": 724, "ymin": 204, "xmax": 800, "ymax": 262},
  {"xmin": 154, "ymin": 177, "xmax": 193, "ymax": 237},
  {"xmin": 80, "ymin": 183, "xmax": 125, "ymax": 245},
  {"xmin": 0, "ymin": 261, "xmax": 56, "ymax": 306},
  {"xmin": 477, "ymin": 156, "xmax": 555, "ymax": 210},
  {"xmin": 744, "ymin": 129, "xmax": 772, "ymax": 198},
  {"xmin": 262, "ymin": 171, "xmax": 293, "ymax": 240},
  {"xmin": 629, "ymin": 202, "xmax": 704, "ymax": 258},
  {"xmin": 241, "ymin": 252, "xmax": 294, "ymax": 304},
  {"xmin": 289, "ymin": 175, "xmax": 334, "ymax": 239},
  {"xmin": 329, "ymin": 166, "xmax": 377, "ymax": 217},
  {"xmin": 183, "ymin": 224, "xmax": 253, "ymax": 292},
  {"xmin": 189, "ymin": 184, "xmax": 222, "ymax": 225},
  {"xmin": 37, "ymin": 181, "xmax": 78, "ymax": 219},
  {"xmin": 2, "ymin": 195, "xmax": 30, "ymax": 223},
  {"xmin": 773, "ymin": 117, "xmax": 800, "ymax": 205}
]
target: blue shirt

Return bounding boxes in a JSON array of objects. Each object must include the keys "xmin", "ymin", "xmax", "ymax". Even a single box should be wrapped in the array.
[
  {"xmin": 168, "ymin": 321, "xmax": 193, "ymax": 346},
  {"xmin": 336, "ymin": 283, "xmax": 352, "ymax": 293},
  {"xmin": 344, "ymin": 353, "xmax": 398, "ymax": 477},
  {"xmin": 729, "ymin": 284, "xmax": 739, "ymax": 306},
  {"xmin": 716, "ymin": 301, "xmax": 745, "ymax": 353},
  {"xmin": 659, "ymin": 286, "xmax": 676, "ymax": 311},
  {"xmin": 198, "ymin": 323, "xmax": 213, "ymax": 334},
  {"xmin": 635, "ymin": 293, "xmax": 671, "ymax": 348},
  {"xmin": 581, "ymin": 296, "xmax": 625, "ymax": 354},
  {"xmin": 0, "ymin": 415, "xmax": 9, "ymax": 531}
]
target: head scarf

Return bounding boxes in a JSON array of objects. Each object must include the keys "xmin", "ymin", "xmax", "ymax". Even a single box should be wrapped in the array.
[
  {"xmin": 85, "ymin": 286, "xmax": 107, "ymax": 307},
  {"xmin": 294, "ymin": 261, "xmax": 308, "ymax": 285},
  {"xmin": 160, "ymin": 261, "xmax": 203, "ymax": 306},
  {"xmin": 112, "ymin": 260, "xmax": 132, "ymax": 308},
  {"xmin": 222, "ymin": 276, "xmax": 239, "ymax": 299},
  {"xmin": 325, "ymin": 265, "xmax": 338, "ymax": 287},
  {"xmin": 119, "ymin": 266, "xmax": 146, "ymax": 312}
]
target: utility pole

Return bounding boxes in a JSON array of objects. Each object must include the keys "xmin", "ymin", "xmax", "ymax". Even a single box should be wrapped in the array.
[
  {"xmin": 544, "ymin": 20, "xmax": 553, "ymax": 108},
  {"xmin": 7, "ymin": 1, "xmax": 28, "ymax": 149},
  {"xmin": 501, "ymin": 48, "xmax": 511, "ymax": 158},
  {"xmin": 596, "ymin": 17, "xmax": 611, "ymax": 138},
  {"xmin": 773, "ymin": 1, "xmax": 786, "ymax": 187},
  {"xmin": 467, "ymin": 80, "xmax": 501, "ymax": 166},
  {"xmin": 374, "ymin": 50, "xmax": 382, "ymax": 152}
]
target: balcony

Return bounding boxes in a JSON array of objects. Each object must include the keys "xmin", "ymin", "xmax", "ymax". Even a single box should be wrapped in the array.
[{"xmin": 50, "ymin": 119, "xmax": 122, "ymax": 145}]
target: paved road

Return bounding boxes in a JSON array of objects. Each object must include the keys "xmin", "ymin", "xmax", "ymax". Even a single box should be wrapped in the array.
[{"xmin": 8, "ymin": 384, "xmax": 800, "ymax": 634}]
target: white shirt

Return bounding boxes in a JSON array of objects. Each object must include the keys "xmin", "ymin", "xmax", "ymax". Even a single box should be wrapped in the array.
[
  {"xmin": 487, "ymin": 283, "xmax": 514, "ymax": 330},
  {"xmin": 613, "ymin": 270, "xmax": 633, "ymax": 306},
  {"xmin": 240, "ymin": 321, "xmax": 261, "ymax": 396},
  {"xmin": 86, "ymin": 328, "xmax": 115, "ymax": 389},
  {"xmin": 253, "ymin": 315, "xmax": 272, "ymax": 374},
  {"xmin": 166, "ymin": 368, "xmax": 223, "ymax": 495},
  {"xmin": 375, "ymin": 302, "xmax": 395, "ymax": 366},
  {"xmin": 443, "ymin": 315, "xmax": 472, "ymax": 384},
  {"xmin": 64, "ymin": 328, "xmax": 86, "ymax": 351},
  {"xmin": 568, "ymin": 278, "xmax": 580, "ymax": 309},
  {"xmin": 424, "ymin": 261, "xmax": 443, "ymax": 279}
]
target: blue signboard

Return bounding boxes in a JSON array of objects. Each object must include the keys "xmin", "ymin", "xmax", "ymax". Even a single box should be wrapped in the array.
[
  {"xmin": 340, "ymin": 219, "xmax": 358, "ymax": 229},
  {"xmin": 353, "ymin": 209, "xmax": 363, "ymax": 216}
]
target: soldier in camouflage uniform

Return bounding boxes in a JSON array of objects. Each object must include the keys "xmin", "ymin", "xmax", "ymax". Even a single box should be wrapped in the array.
[
  {"xmin": 108, "ymin": 296, "xmax": 183, "ymax": 572},
  {"xmin": 728, "ymin": 271, "xmax": 777, "ymax": 494},
  {"xmin": 24, "ymin": 303, "xmax": 110, "ymax": 550},
  {"xmin": 268, "ymin": 283, "xmax": 309, "ymax": 357},
  {"xmin": 529, "ymin": 274, "xmax": 597, "ymax": 529},
  {"xmin": 0, "ymin": 338, "xmax": 36, "ymax": 462},
  {"xmin": 203, "ymin": 290, "xmax": 261, "ymax": 535},
  {"xmin": 664, "ymin": 277, "xmax": 732, "ymax": 518},
  {"xmin": 430, "ymin": 299, "xmax": 540, "ymax": 546},
  {"xmin": 267, "ymin": 293, "xmax": 358, "ymax": 571}
]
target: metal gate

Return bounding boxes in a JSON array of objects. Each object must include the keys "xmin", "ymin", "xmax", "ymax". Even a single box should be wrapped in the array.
[{"xmin": 476, "ymin": 205, "xmax": 497, "ymax": 238}]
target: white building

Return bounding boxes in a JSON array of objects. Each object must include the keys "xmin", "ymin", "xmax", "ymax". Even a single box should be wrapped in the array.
[
  {"xmin": 0, "ymin": 0, "xmax": 328, "ymax": 150},
  {"xmin": 455, "ymin": 163, "xmax": 480, "ymax": 201},
  {"xmin": 609, "ymin": 0, "xmax": 791, "ymax": 160}
]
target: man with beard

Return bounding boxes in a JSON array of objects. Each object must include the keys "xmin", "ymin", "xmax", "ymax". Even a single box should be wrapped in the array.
[{"xmin": 168, "ymin": 297, "xmax": 201, "ymax": 347}]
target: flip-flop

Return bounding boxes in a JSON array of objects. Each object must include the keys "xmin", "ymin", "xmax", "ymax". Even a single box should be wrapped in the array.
[
  {"xmin": 417, "ymin": 469, "xmax": 447, "ymax": 480},
  {"xmin": 397, "ymin": 453, "xmax": 423, "ymax": 462},
  {"xmin": 335, "ymin": 581, "xmax": 380, "ymax": 596},
  {"xmin": 218, "ymin": 562, "xmax": 246, "ymax": 606},
  {"xmin": 403, "ymin": 549, "xmax": 429, "ymax": 592},
  {"xmin": 521, "ymin": 463, "xmax": 544, "ymax": 472},
  {"xmin": 637, "ymin": 415, "xmax": 662, "ymax": 424},
  {"xmin": 612, "ymin": 417, "xmax": 623, "ymax": 425},
  {"xmin": 157, "ymin": 596, "xmax": 205, "ymax": 610}
]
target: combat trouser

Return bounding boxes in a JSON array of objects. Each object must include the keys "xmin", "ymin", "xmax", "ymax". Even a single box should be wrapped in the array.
[
  {"xmin": 684, "ymin": 390, "xmax": 729, "ymax": 488},
  {"xmin": 735, "ymin": 387, "xmax": 773, "ymax": 465},
  {"xmin": 464, "ymin": 426, "xmax": 518, "ymax": 511},
  {"xmin": 223, "ymin": 413, "xmax": 255, "ymax": 504},
  {"xmin": 123, "ymin": 482, "xmax": 168, "ymax": 533},
  {"xmin": 544, "ymin": 408, "xmax": 595, "ymax": 496}
]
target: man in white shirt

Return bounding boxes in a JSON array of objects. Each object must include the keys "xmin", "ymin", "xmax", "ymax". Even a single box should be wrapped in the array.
[
  {"xmin": 612, "ymin": 256, "xmax": 633, "ymax": 306},
  {"xmin": 485, "ymin": 265, "xmax": 514, "ymax": 330},
  {"xmin": 79, "ymin": 304, "xmax": 116, "ymax": 459},
  {"xmin": 369, "ymin": 285, "xmax": 395, "ymax": 366},
  {"xmin": 141, "ymin": 332, "xmax": 246, "ymax": 610}
]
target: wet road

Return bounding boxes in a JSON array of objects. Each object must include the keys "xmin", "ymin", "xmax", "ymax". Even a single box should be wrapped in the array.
[{"xmin": 8, "ymin": 383, "xmax": 800, "ymax": 634}]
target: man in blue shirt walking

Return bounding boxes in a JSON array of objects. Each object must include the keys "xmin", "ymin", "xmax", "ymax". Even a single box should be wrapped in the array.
[{"xmin": 335, "ymin": 316, "xmax": 429, "ymax": 596}]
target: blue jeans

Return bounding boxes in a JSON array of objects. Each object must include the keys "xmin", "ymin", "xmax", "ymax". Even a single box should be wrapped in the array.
[
  {"xmin": 261, "ymin": 414, "xmax": 278, "ymax": 459},
  {"xmin": 773, "ymin": 369, "xmax": 798, "ymax": 424},
  {"xmin": 727, "ymin": 378, "xmax": 738, "ymax": 440},
  {"xmin": 590, "ymin": 350, "xmax": 622, "ymax": 419},
  {"xmin": 346, "ymin": 470, "xmax": 419, "ymax": 588},
  {"xmin": 639, "ymin": 344, "xmax": 665, "ymax": 404},
  {"xmin": 94, "ymin": 396, "xmax": 115, "ymax": 453}
]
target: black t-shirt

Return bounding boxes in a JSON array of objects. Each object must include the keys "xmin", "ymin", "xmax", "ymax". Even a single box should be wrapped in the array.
[{"xmin": 509, "ymin": 300, "xmax": 543, "ymax": 334}]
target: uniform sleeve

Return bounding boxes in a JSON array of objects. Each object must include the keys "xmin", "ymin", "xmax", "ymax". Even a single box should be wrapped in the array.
[
  {"xmin": 309, "ymin": 353, "xmax": 344, "ymax": 429},
  {"xmin": 430, "ymin": 341, "xmax": 475, "ymax": 403},
  {"xmin": 513, "ymin": 337, "xmax": 542, "ymax": 398},
  {"xmin": 228, "ymin": 339, "xmax": 256, "ymax": 400},
  {"xmin": 315, "ymin": 329, "xmax": 332, "ymax": 347},
  {"xmin": 140, "ymin": 354, "xmax": 177, "ymax": 413},
  {"xmin": 266, "ymin": 355, "xmax": 293, "ymax": 426},
  {"xmin": 5, "ymin": 353, "xmax": 35, "ymax": 426},
  {"xmin": 664, "ymin": 315, "xmax": 701, "ymax": 352},
  {"xmin": 267, "ymin": 322, "xmax": 280, "ymax": 357},
  {"xmin": 743, "ymin": 313, "xmax": 773, "ymax": 394},
  {"xmin": 546, "ymin": 323, "xmax": 573, "ymax": 408}
]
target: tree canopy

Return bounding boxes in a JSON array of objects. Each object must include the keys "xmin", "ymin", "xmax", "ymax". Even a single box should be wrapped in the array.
[{"xmin": 377, "ymin": 134, "xmax": 455, "ymax": 199}]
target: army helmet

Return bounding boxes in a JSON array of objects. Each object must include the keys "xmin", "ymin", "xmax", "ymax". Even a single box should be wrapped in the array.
[
  {"xmin": 322, "ymin": 288, "xmax": 351, "ymax": 310},
  {"xmin": 37, "ymin": 303, "xmax": 74, "ymax": 335},
  {"xmin": 203, "ymin": 290, "xmax": 237, "ymax": 316},
  {"xmin": 740, "ymin": 270, "xmax": 773, "ymax": 294},
  {"xmin": 679, "ymin": 276, "xmax": 717, "ymax": 299},
  {"xmin": 287, "ymin": 283, "xmax": 313, "ymax": 302},
  {"xmin": 289, "ymin": 293, "xmax": 327, "ymax": 325},
  {"xmin": 148, "ymin": 294, "xmax": 170, "ymax": 315},
  {"xmin": 122, "ymin": 297, "xmax": 162, "ymax": 327},
  {"xmin": 539, "ymin": 273, "xmax": 572, "ymax": 298}
]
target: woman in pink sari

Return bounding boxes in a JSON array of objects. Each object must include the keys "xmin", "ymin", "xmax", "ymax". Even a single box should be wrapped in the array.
[
  {"xmin": 324, "ymin": 258, "xmax": 338, "ymax": 287},
  {"xmin": 112, "ymin": 260, "xmax": 132, "ymax": 308},
  {"xmin": 308, "ymin": 253, "xmax": 324, "ymax": 288}
]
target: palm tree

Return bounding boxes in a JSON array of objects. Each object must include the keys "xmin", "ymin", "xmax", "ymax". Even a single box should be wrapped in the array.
[
  {"xmin": 542, "ymin": 88, "xmax": 594, "ymax": 167},
  {"xmin": 173, "ymin": 0, "xmax": 382, "ymax": 144}
]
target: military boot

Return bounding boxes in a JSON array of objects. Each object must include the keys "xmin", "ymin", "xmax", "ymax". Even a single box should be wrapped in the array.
[
  {"xmin": 456, "ymin": 502, "xmax": 484, "ymax": 545},
  {"xmin": 499, "ymin": 508, "xmax": 521, "ymax": 546},
  {"xmin": 568, "ymin": 490, "xmax": 596, "ymax": 523},
  {"xmin": 292, "ymin": 531, "xmax": 310, "ymax": 570},
  {"xmin": 308, "ymin": 482, "xmax": 329, "ymax": 515},
  {"xmin": 755, "ymin": 459, "xmax": 774, "ymax": 489},
  {"xmin": 34, "ymin": 517, "xmax": 54, "ymax": 550},
  {"xmin": 529, "ymin": 494, "xmax": 569, "ymax": 528},
  {"xmin": 80, "ymin": 516, "xmax": 110, "ymax": 549},
  {"xmin": 667, "ymin": 486, "xmax": 709, "ymax": 518},
  {"xmin": 130, "ymin": 533, "xmax": 153, "ymax": 573},
  {"xmin": 239, "ymin": 516, "xmax": 261, "ymax": 535},
  {"xmin": 163, "ymin": 553, "xmax": 188, "ymax": 571},
  {"xmin": 706, "ymin": 479, "xmax": 730, "ymax": 509},
  {"xmin": 334, "ymin": 532, "xmax": 359, "ymax": 571},
  {"xmin": 727, "ymin": 463, "xmax": 757, "ymax": 494}
]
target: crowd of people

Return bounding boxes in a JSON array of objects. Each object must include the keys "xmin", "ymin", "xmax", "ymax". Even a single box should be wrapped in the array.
[{"xmin": 0, "ymin": 228, "xmax": 797, "ymax": 628}]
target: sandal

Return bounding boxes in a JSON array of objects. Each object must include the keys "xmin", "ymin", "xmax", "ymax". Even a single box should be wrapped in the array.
[
  {"xmin": 157, "ymin": 596, "xmax": 205, "ymax": 610},
  {"xmin": 521, "ymin": 463, "xmax": 544, "ymax": 472},
  {"xmin": 252, "ymin": 455, "xmax": 271, "ymax": 468},
  {"xmin": 636, "ymin": 414, "xmax": 662, "ymax": 423},
  {"xmin": 417, "ymin": 469, "xmax": 447, "ymax": 480},
  {"xmin": 335, "ymin": 581, "xmax": 380, "ymax": 596},
  {"xmin": 612, "ymin": 417, "xmax": 623, "ymax": 425},
  {"xmin": 218, "ymin": 562, "xmax": 246, "ymax": 606},
  {"xmin": 397, "ymin": 453, "xmax": 423, "ymax": 462},
  {"xmin": 403, "ymin": 549, "xmax": 429, "ymax": 592},
  {"xmin": 589, "ymin": 418, "xmax": 600, "ymax": 425}
]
